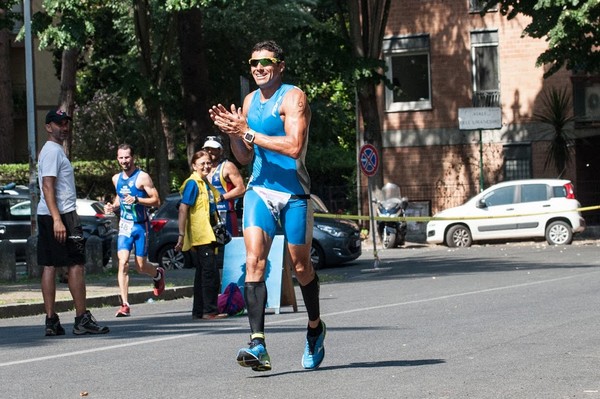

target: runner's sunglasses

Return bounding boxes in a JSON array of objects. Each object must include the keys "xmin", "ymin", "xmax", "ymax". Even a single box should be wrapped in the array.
[{"xmin": 248, "ymin": 57, "xmax": 281, "ymax": 67}]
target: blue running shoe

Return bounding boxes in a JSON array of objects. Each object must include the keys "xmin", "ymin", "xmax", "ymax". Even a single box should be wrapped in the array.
[
  {"xmin": 302, "ymin": 321, "xmax": 326, "ymax": 369},
  {"xmin": 237, "ymin": 341, "xmax": 272, "ymax": 372}
]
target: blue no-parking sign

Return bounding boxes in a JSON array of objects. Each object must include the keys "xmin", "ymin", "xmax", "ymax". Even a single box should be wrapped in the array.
[{"xmin": 359, "ymin": 144, "xmax": 379, "ymax": 177}]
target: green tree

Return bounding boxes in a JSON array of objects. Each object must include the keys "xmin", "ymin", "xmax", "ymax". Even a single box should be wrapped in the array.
[
  {"xmin": 29, "ymin": 0, "xmax": 359, "ymax": 202},
  {"xmin": 31, "ymin": 0, "xmax": 178, "ymax": 196},
  {"xmin": 483, "ymin": 0, "xmax": 600, "ymax": 77},
  {"xmin": 335, "ymin": 0, "xmax": 392, "ymax": 193}
]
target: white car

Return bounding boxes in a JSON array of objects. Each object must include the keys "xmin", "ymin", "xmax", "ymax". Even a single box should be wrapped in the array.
[{"xmin": 426, "ymin": 179, "xmax": 586, "ymax": 247}]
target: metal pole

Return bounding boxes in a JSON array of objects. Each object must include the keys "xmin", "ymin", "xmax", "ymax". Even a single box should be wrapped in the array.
[
  {"xmin": 367, "ymin": 177, "xmax": 380, "ymax": 268},
  {"xmin": 361, "ymin": 177, "xmax": 390, "ymax": 273},
  {"xmin": 355, "ymin": 88, "xmax": 362, "ymax": 226},
  {"xmin": 479, "ymin": 129, "xmax": 483, "ymax": 192},
  {"xmin": 24, "ymin": 0, "xmax": 38, "ymax": 234}
]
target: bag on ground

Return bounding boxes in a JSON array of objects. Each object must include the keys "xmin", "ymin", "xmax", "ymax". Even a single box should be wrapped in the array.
[{"xmin": 218, "ymin": 282, "xmax": 245, "ymax": 316}]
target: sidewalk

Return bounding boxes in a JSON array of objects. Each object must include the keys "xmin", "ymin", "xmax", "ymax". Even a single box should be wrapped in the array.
[{"xmin": 0, "ymin": 266, "xmax": 196, "ymax": 319}]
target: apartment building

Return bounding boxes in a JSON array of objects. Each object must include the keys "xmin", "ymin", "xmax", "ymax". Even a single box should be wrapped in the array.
[{"xmin": 371, "ymin": 0, "xmax": 600, "ymax": 223}]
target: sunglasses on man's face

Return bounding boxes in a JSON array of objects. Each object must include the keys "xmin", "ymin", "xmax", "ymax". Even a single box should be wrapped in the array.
[{"xmin": 248, "ymin": 57, "xmax": 281, "ymax": 67}]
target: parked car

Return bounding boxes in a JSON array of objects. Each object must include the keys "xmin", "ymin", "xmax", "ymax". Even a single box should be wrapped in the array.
[
  {"xmin": 310, "ymin": 194, "xmax": 362, "ymax": 269},
  {"xmin": 147, "ymin": 193, "xmax": 362, "ymax": 270},
  {"xmin": 0, "ymin": 183, "xmax": 117, "ymax": 265},
  {"xmin": 426, "ymin": 179, "xmax": 586, "ymax": 247},
  {"xmin": 0, "ymin": 184, "xmax": 31, "ymax": 260},
  {"xmin": 148, "ymin": 193, "xmax": 192, "ymax": 270}
]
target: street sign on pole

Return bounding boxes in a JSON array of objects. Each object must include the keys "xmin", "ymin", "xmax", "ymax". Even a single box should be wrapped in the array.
[
  {"xmin": 458, "ymin": 107, "xmax": 502, "ymax": 130},
  {"xmin": 458, "ymin": 107, "xmax": 502, "ymax": 192},
  {"xmin": 359, "ymin": 144, "xmax": 379, "ymax": 177},
  {"xmin": 357, "ymin": 144, "xmax": 389, "ymax": 272}
]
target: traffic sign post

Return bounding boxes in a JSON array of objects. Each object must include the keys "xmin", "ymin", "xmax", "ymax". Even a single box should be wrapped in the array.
[
  {"xmin": 359, "ymin": 144, "xmax": 379, "ymax": 177},
  {"xmin": 358, "ymin": 144, "xmax": 390, "ymax": 273}
]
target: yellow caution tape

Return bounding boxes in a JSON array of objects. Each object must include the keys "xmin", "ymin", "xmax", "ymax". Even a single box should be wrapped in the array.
[{"xmin": 314, "ymin": 205, "xmax": 600, "ymax": 223}]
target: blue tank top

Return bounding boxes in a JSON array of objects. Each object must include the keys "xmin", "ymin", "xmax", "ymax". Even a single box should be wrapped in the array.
[
  {"xmin": 247, "ymin": 83, "xmax": 310, "ymax": 195},
  {"xmin": 209, "ymin": 160, "xmax": 235, "ymax": 212},
  {"xmin": 116, "ymin": 168, "xmax": 148, "ymax": 222}
]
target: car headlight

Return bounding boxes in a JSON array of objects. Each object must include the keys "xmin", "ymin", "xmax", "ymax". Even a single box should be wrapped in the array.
[{"xmin": 316, "ymin": 224, "xmax": 348, "ymax": 238}]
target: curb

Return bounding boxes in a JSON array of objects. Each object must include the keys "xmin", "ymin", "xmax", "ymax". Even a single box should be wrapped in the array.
[{"xmin": 0, "ymin": 286, "xmax": 194, "ymax": 319}]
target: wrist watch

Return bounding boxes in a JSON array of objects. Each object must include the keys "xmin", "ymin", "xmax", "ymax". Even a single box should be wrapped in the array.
[
  {"xmin": 133, "ymin": 196, "xmax": 139, "ymax": 204},
  {"xmin": 243, "ymin": 129, "xmax": 255, "ymax": 144}
]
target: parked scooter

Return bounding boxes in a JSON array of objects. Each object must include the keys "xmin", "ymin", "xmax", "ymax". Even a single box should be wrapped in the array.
[{"xmin": 375, "ymin": 183, "xmax": 409, "ymax": 249}]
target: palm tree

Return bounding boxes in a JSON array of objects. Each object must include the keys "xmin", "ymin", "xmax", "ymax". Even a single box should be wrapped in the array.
[{"xmin": 533, "ymin": 87, "xmax": 575, "ymax": 178}]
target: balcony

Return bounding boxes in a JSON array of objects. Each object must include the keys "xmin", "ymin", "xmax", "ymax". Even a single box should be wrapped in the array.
[{"xmin": 472, "ymin": 90, "xmax": 500, "ymax": 107}]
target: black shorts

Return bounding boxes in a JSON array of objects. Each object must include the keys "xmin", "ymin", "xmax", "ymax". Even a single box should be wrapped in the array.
[{"xmin": 37, "ymin": 211, "xmax": 85, "ymax": 267}]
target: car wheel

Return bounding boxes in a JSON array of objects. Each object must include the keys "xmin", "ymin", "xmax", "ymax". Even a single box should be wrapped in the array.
[
  {"xmin": 545, "ymin": 220, "xmax": 573, "ymax": 245},
  {"xmin": 445, "ymin": 224, "xmax": 472, "ymax": 247},
  {"xmin": 157, "ymin": 244, "xmax": 186, "ymax": 270},
  {"xmin": 310, "ymin": 242, "xmax": 325, "ymax": 270}
]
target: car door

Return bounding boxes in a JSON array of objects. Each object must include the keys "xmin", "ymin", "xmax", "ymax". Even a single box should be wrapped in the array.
[
  {"xmin": 471, "ymin": 185, "xmax": 519, "ymax": 240},
  {"xmin": 509, "ymin": 183, "xmax": 550, "ymax": 237},
  {"xmin": 0, "ymin": 197, "xmax": 32, "ymax": 259}
]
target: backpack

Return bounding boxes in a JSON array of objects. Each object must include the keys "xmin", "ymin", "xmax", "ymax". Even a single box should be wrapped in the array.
[{"xmin": 218, "ymin": 282, "xmax": 245, "ymax": 316}]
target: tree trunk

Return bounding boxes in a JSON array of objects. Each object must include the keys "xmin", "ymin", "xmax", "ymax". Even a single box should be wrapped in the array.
[
  {"xmin": 59, "ymin": 48, "xmax": 78, "ymax": 158},
  {"xmin": 0, "ymin": 28, "xmax": 15, "ymax": 164},
  {"xmin": 147, "ymin": 101, "xmax": 170, "ymax": 197},
  {"xmin": 133, "ymin": 0, "xmax": 171, "ymax": 198},
  {"xmin": 176, "ymin": 7, "xmax": 212, "ymax": 164},
  {"xmin": 346, "ymin": 0, "xmax": 391, "ymax": 191}
]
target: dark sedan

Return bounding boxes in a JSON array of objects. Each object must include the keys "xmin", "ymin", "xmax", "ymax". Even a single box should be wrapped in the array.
[{"xmin": 147, "ymin": 193, "xmax": 361, "ymax": 270}]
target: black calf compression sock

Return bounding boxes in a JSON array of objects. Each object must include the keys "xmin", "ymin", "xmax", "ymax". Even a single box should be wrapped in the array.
[
  {"xmin": 299, "ymin": 274, "xmax": 320, "ymax": 322},
  {"xmin": 244, "ymin": 281, "xmax": 267, "ymax": 336}
]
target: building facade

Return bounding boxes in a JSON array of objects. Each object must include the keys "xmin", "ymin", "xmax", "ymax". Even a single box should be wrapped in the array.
[
  {"xmin": 366, "ymin": 0, "xmax": 600, "ymax": 224},
  {"xmin": 7, "ymin": 1, "xmax": 62, "ymax": 162}
]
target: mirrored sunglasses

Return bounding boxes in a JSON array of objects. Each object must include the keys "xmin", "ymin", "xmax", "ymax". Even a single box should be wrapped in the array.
[{"xmin": 248, "ymin": 57, "xmax": 281, "ymax": 67}]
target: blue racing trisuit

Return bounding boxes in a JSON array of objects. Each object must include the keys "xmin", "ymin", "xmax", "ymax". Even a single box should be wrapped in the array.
[
  {"xmin": 209, "ymin": 160, "xmax": 240, "ymax": 237},
  {"xmin": 244, "ymin": 83, "xmax": 313, "ymax": 245},
  {"xmin": 116, "ymin": 168, "xmax": 150, "ymax": 257}
]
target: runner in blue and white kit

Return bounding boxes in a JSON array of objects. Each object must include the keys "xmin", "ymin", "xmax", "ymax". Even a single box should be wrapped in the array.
[
  {"xmin": 210, "ymin": 40, "xmax": 325, "ymax": 372},
  {"xmin": 106, "ymin": 144, "xmax": 165, "ymax": 317}
]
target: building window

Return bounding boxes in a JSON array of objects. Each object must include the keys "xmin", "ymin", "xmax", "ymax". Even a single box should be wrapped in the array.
[
  {"xmin": 469, "ymin": 1, "xmax": 498, "ymax": 13},
  {"xmin": 503, "ymin": 143, "xmax": 531, "ymax": 180},
  {"xmin": 383, "ymin": 34, "xmax": 431, "ymax": 112},
  {"xmin": 471, "ymin": 30, "xmax": 500, "ymax": 107},
  {"xmin": 572, "ymin": 77, "xmax": 600, "ymax": 123}
]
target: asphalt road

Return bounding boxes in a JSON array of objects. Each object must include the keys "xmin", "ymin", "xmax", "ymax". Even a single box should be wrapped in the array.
[{"xmin": 1, "ymin": 240, "xmax": 600, "ymax": 399}]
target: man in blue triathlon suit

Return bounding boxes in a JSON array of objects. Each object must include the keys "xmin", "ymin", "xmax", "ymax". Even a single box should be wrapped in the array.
[
  {"xmin": 106, "ymin": 144, "xmax": 165, "ymax": 317},
  {"xmin": 210, "ymin": 40, "xmax": 325, "ymax": 371}
]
